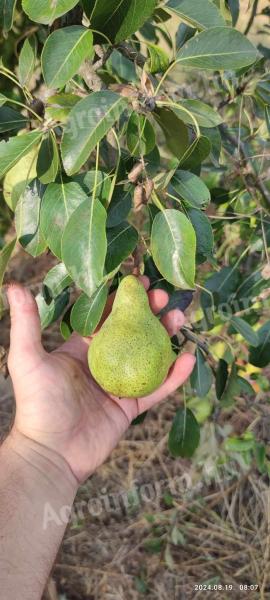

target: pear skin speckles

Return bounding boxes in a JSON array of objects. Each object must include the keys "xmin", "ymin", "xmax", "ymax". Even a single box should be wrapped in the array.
[{"xmin": 88, "ymin": 276, "xmax": 175, "ymax": 398}]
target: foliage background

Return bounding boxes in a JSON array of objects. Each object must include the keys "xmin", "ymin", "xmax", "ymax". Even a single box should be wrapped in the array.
[{"xmin": 1, "ymin": 0, "xmax": 270, "ymax": 597}]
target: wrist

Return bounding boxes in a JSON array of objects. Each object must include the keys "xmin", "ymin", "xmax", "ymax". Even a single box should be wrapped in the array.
[{"xmin": 2, "ymin": 429, "xmax": 79, "ymax": 498}]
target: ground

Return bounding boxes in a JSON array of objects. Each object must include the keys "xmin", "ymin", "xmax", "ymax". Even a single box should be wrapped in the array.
[{"xmin": 0, "ymin": 245, "xmax": 270, "ymax": 600}]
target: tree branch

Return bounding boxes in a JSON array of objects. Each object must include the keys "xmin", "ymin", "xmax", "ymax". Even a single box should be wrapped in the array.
[
  {"xmin": 219, "ymin": 124, "xmax": 270, "ymax": 210},
  {"xmin": 244, "ymin": 0, "xmax": 259, "ymax": 35}
]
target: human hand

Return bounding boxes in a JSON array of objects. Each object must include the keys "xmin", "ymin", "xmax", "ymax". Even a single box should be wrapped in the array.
[{"xmin": 6, "ymin": 278, "xmax": 195, "ymax": 484}]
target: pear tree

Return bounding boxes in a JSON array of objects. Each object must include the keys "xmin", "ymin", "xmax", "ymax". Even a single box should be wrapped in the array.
[{"xmin": 1, "ymin": 0, "xmax": 270, "ymax": 463}]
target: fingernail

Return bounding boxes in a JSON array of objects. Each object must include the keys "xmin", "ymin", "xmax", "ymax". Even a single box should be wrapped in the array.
[{"xmin": 6, "ymin": 283, "xmax": 30, "ymax": 307}]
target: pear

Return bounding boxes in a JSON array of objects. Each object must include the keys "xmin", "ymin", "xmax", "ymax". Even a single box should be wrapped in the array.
[{"xmin": 88, "ymin": 275, "xmax": 175, "ymax": 398}]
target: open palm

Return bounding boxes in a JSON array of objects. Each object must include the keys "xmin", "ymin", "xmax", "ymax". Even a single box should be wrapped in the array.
[{"xmin": 7, "ymin": 278, "xmax": 195, "ymax": 483}]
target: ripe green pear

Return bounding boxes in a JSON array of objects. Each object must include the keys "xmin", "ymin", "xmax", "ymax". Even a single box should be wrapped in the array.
[{"xmin": 88, "ymin": 276, "xmax": 175, "ymax": 398}]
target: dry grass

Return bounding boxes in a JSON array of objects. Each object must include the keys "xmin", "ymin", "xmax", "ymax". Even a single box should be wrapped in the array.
[{"xmin": 0, "ymin": 248, "xmax": 270, "ymax": 599}]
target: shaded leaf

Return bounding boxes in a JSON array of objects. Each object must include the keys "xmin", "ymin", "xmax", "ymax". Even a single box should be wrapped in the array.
[
  {"xmin": 167, "ymin": 0, "xmax": 225, "ymax": 30},
  {"xmin": 147, "ymin": 43, "xmax": 170, "ymax": 73},
  {"xmin": 153, "ymin": 107, "xmax": 189, "ymax": 159},
  {"xmin": 71, "ymin": 284, "xmax": 108, "ymax": 336},
  {"xmin": 0, "ymin": 106, "xmax": 28, "ymax": 133},
  {"xmin": 107, "ymin": 187, "xmax": 132, "ymax": 228},
  {"xmin": 22, "ymin": 0, "xmax": 79, "ymax": 24},
  {"xmin": 15, "ymin": 179, "xmax": 47, "ymax": 257},
  {"xmin": 219, "ymin": 362, "xmax": 238, "ymax": 407},
  {"xmin": 37, "ymin": 132, "xmax": 59, "ymax": 184},
  {"xmin": 36, "ymin": 289, "xmax": 70, "ymax": 330},
  {"xmin": 230, "ymin": 316, "xmax": 259, "ymax": 347},
  {"xmin": 151, "ymin": 209, "xmax": 196, "ymax": 289},
  {"xmin": 43, "ymin": 263, "xmax": 72, "ymax": 299},
  {"xmin": 249, "ymin": 321, "xmax": 270, "ymax": 368},
  {"xmin": 83, "ymin": 0, "xmax": 157, "ymax": 43},
  {"xmin": 62, "ymin": 198, "xmax": 107, "ymax": 296},
  {"xmin": 171, "ymin": 170, "xmax": 210, "ymax": 209},
  {"xmin": 176, "ymin": 27, "xmax": 258, "ymax": 70},
  {"xmin": 18, "ymin": 35, "xmax": 37, "ymax": 86},
  {"xmin": 179, "ymin": 135, "xmax": 211, "ymax": 169},
  {"xmin": 46, "ymin": 93, "xmax": 81, "ymax": 122},
  {"xmin": 172, "ymin": 99, "xmax": 223, "ymax": 128},
  {"xmin": 61, "ymin": 91, "xmax": 127, "ymax": 175},
  {"xmin": 169, "ymin": 408, "xmax": 200, "ymax": 458},
  {"xmin": 187, "ymin": 208, "xmax": 214, "ymax": 262},
  {"xmin": 42, "ymin": 26, "xmax": 93, "ymax": 89},
  {"xmin": 105, "ymin": 221, "xmax": 138, "ymax": 273},
  {"xmin": 127, "ymin": 112, "xmax": 156, "ymax": 157},
  {"xmin": 190, "ymin": 348, "xmax": 213, "ymax": 397},
  {"xmin": 0, "ymin": 131, "xmax": 43, "ymax": 179},
  {"xmin": 0, "ymin": 0, "xmax": 16, "ymax": 31},
  {"xmin": 40, "ymin": 180, "xmax": 88, "ymax": 259},
  {"xmin": 215, "ymin": 359, "xmax": 228, "ymax": 400}
]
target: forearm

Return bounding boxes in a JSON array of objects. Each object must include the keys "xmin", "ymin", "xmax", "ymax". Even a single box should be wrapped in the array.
[{"xmin": 0, "ymin": 431, "xmax": 78, "ymax": 600}]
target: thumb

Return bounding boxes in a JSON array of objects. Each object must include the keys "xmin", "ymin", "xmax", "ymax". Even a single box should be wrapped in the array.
[{"xmin": 6, "ymin": 284, "xmax": 45, "ymax": 371}]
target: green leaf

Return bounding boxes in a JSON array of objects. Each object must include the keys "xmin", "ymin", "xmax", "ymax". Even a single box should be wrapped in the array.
[
  {"xmin": 42, "ymin": 26, "xmax": 93, "ymax": 89},
  {"xmin": 107, "ymin": 187, "xmax": 132, "ymax": 228},
  {"xmin": 105, "ymin": 222, "xmax": 138, "ymax": 274},
  {"xmin": 15, "ymin": 179, "xmax": 47, "ymax": 257},
  {"xmin": 224, "ymin": 434, "xmax": 255, "ymax": 453},
  {"xmin": 0, "ymin": 131, "xmax": 43, "ymax": 179},
  {"xmin": 40, "ymin": 180, "xmax": 88, "ymax": 259},
  {"xmin": 0, "ymin": 0, "xmax": 16, "ymax": 31},
  {"xmin": 18, "ymin": 35, "xmax": 37, "ymax": 86},
  {"xmin": 127, "ymin": 112, "xmax": 156, "ymax": 157},
  {"xmin": 179, "ymin": 136, "xmax": 211, "ymax": 169},
  {"xmin": 62, "ymin": 198, "xmax": 107, "ymax": 297},
  {"xmin": 71, "ymin": 284, "xmax": 108, "ymax": 336},
  {"xmin": 169, "ymin": 408, "xmax": 200, "ymax": 458},
  {"xmin": 36, "ymin": 289, "xmax": 70, "ymax": 330},
  {"xmin": 167, "ymin": 0, "xmax": 225, "ymax": 30},
  {"xmin": 37, "ymin": 132, "xmax": 59, "ymax": 184},
  {"xmin": 187, "ymin": 208, "xmax": 214, "ymax": 262},
  {"xmin": 230, "ymin": 316, "xmax": 259, "ymax": 347},
  {"xmin": 74, "ymin": 170, "xmax": 112, "ymax": 208},
  {"xmin": 171, "ymin": 170, "xmax": 210, "ymax": 209},
  {"xmin": 83, "ymin": 0, "xmax": 157, "ymax": 43},
  {"xmin": 60, "ymin": 306, "xmax": 73, "ymax": 340},
  {"xmin": 0, "ymin": 106, "xmax": 28, "ymax": 133},
  {"xmin": 151, "ymin": 209, "xmax": 196, "ymax": 289},
  {"xmin": 172, "ymin": 99, "xmax": 223, "ymax": 128},
  {"xmin": 61, "ymin": 91, "xmax": 127, "ymax": 175},
  {"xmin": 0, "ymin": 238, "xmax": 16, "ymax": 318},
  {"xmin": 146, "ymin": 43, "xmax": 170, "ymax": 74},
  {"xmin": 249, "ymin": 321, "xmax": 270, "ymax": 368},
  {"xmin": 22, "ymin": 0, "xmax": 79, "ymax": 24},
  {"xmin": 219, "ymin": 362, "xmax": 238, "ymax": 407},
  {"xmin": 108, "ymin": 49, "xmax": 137, "ymax": 83},
  {"xmin": 46, "ymin": 93, "xmax": 81, "ymax": 122},
  {"xmin": 190, "ymin": 348, "xmax": 213, "ymax": 397},
  {"xmin": 176, "ymin": 27, "xmax": 258, "ymax": 70},
  {"xmin": 215, "ymin": 358, "xmax": 228, "ymax": 400},
  {"xmin": 254, "ymin": 443, "xmax": 266, "ymax": 473},
  {"xmin": 153, "ymin": 107, "xmax": 189, "ymax": 159},
  {"xmin": 201, "ymin": 266, "xmax": 240, "ymax": 328},
  {"xmin": 43, "ymin": 263, "xmax": 72, "ymax": 299}
]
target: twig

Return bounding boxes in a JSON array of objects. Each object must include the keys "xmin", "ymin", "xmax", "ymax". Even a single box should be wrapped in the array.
[
  {"xmin": 244, "ymin": 0, "xmax": 259, "ymax": 35},
  {"xmin": 181, "ymin": 327, "xmax": 210, "ymax": 355},
  {"xmin": 116, "ymin": 43, "xmax": 146, "ymax": 68},
  {"xmin": 220, "ymin": 124, "xmax": 270, "ymax": 209}
]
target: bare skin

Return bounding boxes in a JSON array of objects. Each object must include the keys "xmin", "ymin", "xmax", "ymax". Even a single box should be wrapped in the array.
[{"xmin": 0, "ymin": 278, "xmax": 195, "ymax": 599}]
